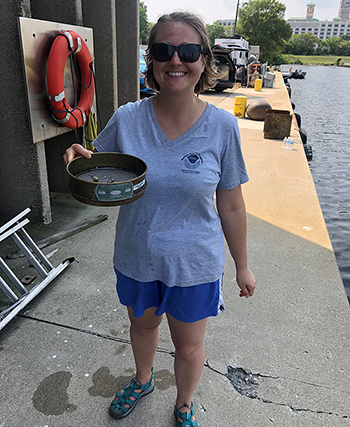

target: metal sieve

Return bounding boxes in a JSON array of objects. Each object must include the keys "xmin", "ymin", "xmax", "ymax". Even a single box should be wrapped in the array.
[
  {"xmin": 67, "ymin": 152, "xmax": 147, "ymax": 206},
  {"xmin": 75, "ymin": 167, "xmax": 139, "ymax": 183}
]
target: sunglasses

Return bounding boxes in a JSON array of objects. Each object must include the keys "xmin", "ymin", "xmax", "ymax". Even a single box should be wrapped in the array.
[{"xmin": 150, "ymin": 42, "xmax": 203, "ymax": 63}]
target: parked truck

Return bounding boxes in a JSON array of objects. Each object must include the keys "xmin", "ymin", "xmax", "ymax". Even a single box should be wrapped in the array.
[
  {"xmin": 214, "ymin": 35, "xmax": 250, "ymax": 66},
  {"xmin": 211, "ymin": 34, "xmax": 250, "ymax": 91}
]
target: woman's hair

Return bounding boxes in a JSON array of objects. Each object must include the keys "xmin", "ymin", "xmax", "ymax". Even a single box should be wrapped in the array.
[{"xmin": 144, "ymin": 11, "xmax": 220, "ymax": 94}]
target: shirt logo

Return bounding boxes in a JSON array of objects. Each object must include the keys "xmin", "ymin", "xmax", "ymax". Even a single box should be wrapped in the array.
[{"xmin": 181, "ymin": 152, "xmax": 203, "ymax": 174}]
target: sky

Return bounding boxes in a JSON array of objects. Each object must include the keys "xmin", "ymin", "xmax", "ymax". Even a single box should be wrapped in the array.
[{"xmin": 144, "ymin": 0, "xmax": 342, "ymax": 24}]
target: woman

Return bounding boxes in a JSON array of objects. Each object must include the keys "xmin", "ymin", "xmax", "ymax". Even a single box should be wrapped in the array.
[{"xmin": 64, "ymin": 11, "xmax": 256, "ymax": 427}]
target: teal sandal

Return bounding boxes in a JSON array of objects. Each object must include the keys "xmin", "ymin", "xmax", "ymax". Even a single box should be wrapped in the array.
[
  {"xmin": 174, "ymin": 402, "xmax": 199, "ymax": 427},
  {"xmin": 109, "ymin": 369, "xmax": 154, "ymax": 419}
]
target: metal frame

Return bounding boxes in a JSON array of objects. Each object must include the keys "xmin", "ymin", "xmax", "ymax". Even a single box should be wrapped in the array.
[{"xmin": 0, "ymin": 207, "xmax": 74, "ymax": 331}]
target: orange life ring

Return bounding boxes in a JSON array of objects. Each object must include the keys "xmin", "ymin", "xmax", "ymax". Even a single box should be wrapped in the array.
[{"xmin": 47, "ymin": 30, "xmax": 95, "ymax": 129}]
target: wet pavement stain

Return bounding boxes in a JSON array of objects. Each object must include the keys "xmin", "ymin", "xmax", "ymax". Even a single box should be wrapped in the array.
[
  {"xmin": 32, "ymin": 371, "xmax": 77, "ymax": 415},
  {"xmin": 115, "ymin": 344, "xmax": 128, "ymax": 355},
  {"xmin": 154, "ymin": 369, "xmax": 176, "ymax": 391},
  {"xmin": 87, "ymin": 367, "xmax": 175, "ymax": 397},
  {"xmin": 88, "ymin": 366, "xmax": 125, "ymax": 398}
]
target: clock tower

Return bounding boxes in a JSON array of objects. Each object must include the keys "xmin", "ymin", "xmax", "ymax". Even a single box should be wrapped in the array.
[
  {"xmin": 306, "ymin": 2, "xmax": 315, "ymax": 21},
  {"xmin": 339, "ymin": 0, "xmax": 350, "ymax": 21}
]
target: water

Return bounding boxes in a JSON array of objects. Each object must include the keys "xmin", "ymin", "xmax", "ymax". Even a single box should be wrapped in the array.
[{"xmin": 288, "ymin": 65, "xmax": 350, "ymax": 302}]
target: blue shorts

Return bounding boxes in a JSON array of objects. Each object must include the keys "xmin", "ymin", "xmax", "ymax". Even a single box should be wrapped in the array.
[{"xmin": 115, "ymin": 269, "xmax": 225, "ymax": 323}]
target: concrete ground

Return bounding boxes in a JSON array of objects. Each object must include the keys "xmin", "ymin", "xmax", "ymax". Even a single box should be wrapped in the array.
[{"xmin": 0, "ymin": 74, "xmax": 350, "ymax": 427}]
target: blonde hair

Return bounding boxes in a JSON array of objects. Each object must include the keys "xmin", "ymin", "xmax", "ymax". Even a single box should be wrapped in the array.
[{"xmin": 144, "ymin": 12, "xmax": 220, "ymax": 94}]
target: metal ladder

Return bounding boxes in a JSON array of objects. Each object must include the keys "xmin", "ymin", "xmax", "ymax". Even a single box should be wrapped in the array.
[{"xmin": 0, "ymin": 207, "xmax": 74, "ymax": 331}]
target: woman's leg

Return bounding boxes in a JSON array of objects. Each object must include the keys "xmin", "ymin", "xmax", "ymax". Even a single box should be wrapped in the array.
[
  {"xmin": 167, "ymin": 314, "xmax": 207, "ymax": 419},
  {"xmin": 111, "ymin": 306, "xmax": 163, "ymax": 411},
  {"xmin": 128, "ymin": 306, "xmax": 163, "ymax": 384}
]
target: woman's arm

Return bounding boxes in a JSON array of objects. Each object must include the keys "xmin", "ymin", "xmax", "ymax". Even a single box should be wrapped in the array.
[{"xmin": 216, "ymin": 185, "xmax": 256, "ymax": 298}]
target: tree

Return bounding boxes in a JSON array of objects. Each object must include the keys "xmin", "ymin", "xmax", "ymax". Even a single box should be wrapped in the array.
[
  {"xmin": 324, "ymin": 37, "xmax": 350, "ymax": 56},
  {"xmin": 340, "ymin": 35, "xmax": 350, "ymax": 42},
  {"xmin": 139, "ymin": 1, "xmax": 150, "ymax": 45},
  {"xmin": 314, "ymin": 40, "xmax": 328, "ymax": 56},
  {"xmin": 236, "ymin": 0, "xmax": 292, "ymax": 64},
  {"xmin": 284, "ymin": 33, "xmax": 320, "ymax": 55},
  {"xmin": 206, "ymin": 22, "xmax": 227, "ymax": 46}
]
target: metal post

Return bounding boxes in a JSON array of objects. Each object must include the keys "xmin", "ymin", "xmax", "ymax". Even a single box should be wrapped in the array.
[
  {"xmin": 0, "ymin": 276, "xmax": 19, "ymax": 303},
  {"xmin": 11, "ymin": 233, "xmax": 48, "ymax": 279},
  {"xmin": 0, "ymin": 257, "xmax": 28, "ymax": 294},
  {"xmin": 234, "ymin": 0, "xmax": 240, "ymax": 34}
]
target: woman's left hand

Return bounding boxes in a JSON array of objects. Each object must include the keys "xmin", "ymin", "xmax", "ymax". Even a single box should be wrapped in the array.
[{"xmin": 236, "ymin": 267, "xmax": 256, "ymax": 298}]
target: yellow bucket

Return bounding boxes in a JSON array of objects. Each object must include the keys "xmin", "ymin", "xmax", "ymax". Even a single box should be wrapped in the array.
[
  {"xmin": 233, "ymin": 96, "xmax": 247, "ymax": 118},
  {"xmin": 254, "ymin": 79, "xmax": 263, "ymax": 91}
]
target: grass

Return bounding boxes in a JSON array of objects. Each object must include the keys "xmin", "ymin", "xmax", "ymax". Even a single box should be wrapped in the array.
[{"xmin": 280, "ymin": 54, "xmax": 350, "ymax": 66}]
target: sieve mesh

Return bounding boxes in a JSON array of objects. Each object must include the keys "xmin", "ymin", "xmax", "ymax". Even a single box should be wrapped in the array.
[{"xmin": 76, "ymin": 167, "xmax": 138, "ymax": 183}]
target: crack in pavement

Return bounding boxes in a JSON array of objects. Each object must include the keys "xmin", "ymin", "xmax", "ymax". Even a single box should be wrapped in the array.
[
  {"xmin": 18, "ymin": 314, "xmax": 174, "ymax": 356},
  {"xmin": 19, "ymin": 315, "xmax": 350, "ymax": 419},
  {"xmin": 205, "ymin": 360, "xmax": 350, "ymax": 419}
]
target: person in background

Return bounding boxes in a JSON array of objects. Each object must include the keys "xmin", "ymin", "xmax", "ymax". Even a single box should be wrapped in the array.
[{"xmin": 64, "ymin": 11, "xmax": 255, "ymax": 427}]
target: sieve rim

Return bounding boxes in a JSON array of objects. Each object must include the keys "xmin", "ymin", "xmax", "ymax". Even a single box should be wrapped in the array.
[{"xmin": 66, "ymin": 152, "xmax": 148, "ymax": 185}]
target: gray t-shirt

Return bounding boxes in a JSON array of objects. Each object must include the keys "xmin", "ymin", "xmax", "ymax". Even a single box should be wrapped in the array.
[{"xmin": 93, "ymin": 97, "xmax": 248, "ymax": 287}]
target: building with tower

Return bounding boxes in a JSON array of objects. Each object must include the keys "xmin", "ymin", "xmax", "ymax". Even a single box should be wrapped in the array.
[{"xmin": 288, "ymin": 1, "xmax": 350, "ymax": 40}]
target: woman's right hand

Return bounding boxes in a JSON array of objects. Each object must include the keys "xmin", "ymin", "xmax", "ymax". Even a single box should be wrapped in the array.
[{"xmin": 63, "ymin": 143, "xmax": 94, "ymax": 165}]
